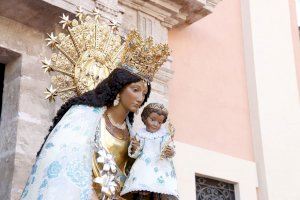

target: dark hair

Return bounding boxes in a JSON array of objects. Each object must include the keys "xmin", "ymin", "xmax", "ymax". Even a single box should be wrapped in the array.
[
  {"xmin": 141, "ymin": 103, "xmax": 168, "ymax": 124},
  {"xmin": 37, "ymin": 68, "xmax": 151, "ymax": 157}
]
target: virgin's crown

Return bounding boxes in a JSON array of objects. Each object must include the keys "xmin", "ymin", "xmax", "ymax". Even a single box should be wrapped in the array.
[
  {"xmin": 42, "ymin": 6, "xmax": 170, "ymax": 102},
  {"xmin": 121, "ymin": 30, "xmax": 170, "ymax": 82}
]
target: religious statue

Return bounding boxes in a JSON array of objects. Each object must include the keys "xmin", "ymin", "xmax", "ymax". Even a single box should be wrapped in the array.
[
  {"xmin": 20, "ymin": 6, "xmax": 174, "ymax": 200},
  {"xmin": 121, "ymin": 103, "xmax": 179, "ymax": 199}
]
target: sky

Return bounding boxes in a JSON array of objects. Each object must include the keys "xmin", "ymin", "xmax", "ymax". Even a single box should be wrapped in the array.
[{"xmin": 297, "ymin": 0, "xmax": 300, "ymax": 25}]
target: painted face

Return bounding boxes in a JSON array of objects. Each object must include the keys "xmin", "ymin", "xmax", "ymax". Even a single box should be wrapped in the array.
[
  {"xmin": 119, "ymin": 80, "xmax": 148, "ymax": 113},
  {"xmin": 144, "ymin": 112, "xmax": 165, "ymax": 133}
]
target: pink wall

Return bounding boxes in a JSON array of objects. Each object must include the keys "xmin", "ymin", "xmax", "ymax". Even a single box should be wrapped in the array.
[
  {"xmin": 168, "ymin": 0, "xmax": 254, "ymax": 161},
  {"xmin": 289, "ymin": 0, "xmax": 300, "ymax": 93}
]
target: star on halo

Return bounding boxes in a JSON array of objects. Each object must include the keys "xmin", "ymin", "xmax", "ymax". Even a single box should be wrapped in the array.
[
  {"xmin": 41, "ymin": 57, "xmax": 53, "ymax": 73},
  {"xmin": 76, "ymin": 6, "xmax": 85, "ymax": 22},
  {"xmin": 44, "ymin": 85, "xmax": 58, "ymax": 102},
  {"xmin": 92, "ymin": 8, "xmax": 102, "ymax": 21},
  {"xmin": 45, "ymin": 32, "xmax": 58, "ymax": 48},
  {"xmin": 59, "ymin": 13, "xmax": 71, "ymax": 29}
]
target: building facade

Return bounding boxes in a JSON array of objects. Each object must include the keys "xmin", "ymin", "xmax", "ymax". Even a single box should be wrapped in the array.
[{"xmin": 0, "ymin": 0, "xmax": 300, "ymax": 200}]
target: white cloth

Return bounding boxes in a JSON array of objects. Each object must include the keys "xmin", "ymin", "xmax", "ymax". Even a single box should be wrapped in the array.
[
  {"xmin": 121, "ymin": 128, "xmax": 179, "ymax": 199},
  {"xmin": 20, "ymin": 105, "xmax": 133, "ymax": 200}
]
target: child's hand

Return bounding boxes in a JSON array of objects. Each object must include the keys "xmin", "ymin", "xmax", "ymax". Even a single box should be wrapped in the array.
[
  {"xmin": 130, "ymin": 137, "xmax": 141, "ymax": 153},
  {"xmin": 161, "ymin": 145, "xmax": 175, "ymax": 158}
]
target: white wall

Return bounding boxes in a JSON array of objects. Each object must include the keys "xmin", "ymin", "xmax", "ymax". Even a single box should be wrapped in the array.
[
  {"xmin": 241, "ymin": 0, "xmax": 300, "ymax": 199},
  {"xmin": 174, "ymin": 142, "xmax": 258, "ymax": 200}
]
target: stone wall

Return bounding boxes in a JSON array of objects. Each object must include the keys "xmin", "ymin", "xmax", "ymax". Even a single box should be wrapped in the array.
[{"xmin": 0, "ymin": 16, "xmax": 55, "ymax": 199}]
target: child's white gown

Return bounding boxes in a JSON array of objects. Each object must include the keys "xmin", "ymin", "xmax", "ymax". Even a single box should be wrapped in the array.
[{"xmin": 121, "ymin": 127, "xmax": 179, "ymax": 199}]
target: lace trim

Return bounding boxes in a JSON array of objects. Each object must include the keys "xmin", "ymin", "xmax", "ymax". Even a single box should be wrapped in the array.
[
  {"xmin": 128, "ymin": 142, "xmax": 143, "ymax": 159},
  {"xmin": 137, "ymin": 128, "xmax": 168, "ymax": 139}
]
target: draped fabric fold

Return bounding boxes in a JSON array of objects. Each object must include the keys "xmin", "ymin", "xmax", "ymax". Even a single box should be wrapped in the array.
[{"xmin": 21, "ymin": 105, "xmax": 104, "ymax": 200}]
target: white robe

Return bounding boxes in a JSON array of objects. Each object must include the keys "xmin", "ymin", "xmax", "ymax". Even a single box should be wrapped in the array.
[
  {"xmin": 121, "ymin": 128, "xmax": 179, "ymax": 199},
  {"xmin": 20, "ymin": 105, "xmax": 124, "ymax": 200}
]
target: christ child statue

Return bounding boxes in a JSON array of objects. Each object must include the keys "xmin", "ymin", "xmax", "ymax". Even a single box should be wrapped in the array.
[{"xmin": 121, "ymin": 103, "xmax": 179, "ymax": 200}]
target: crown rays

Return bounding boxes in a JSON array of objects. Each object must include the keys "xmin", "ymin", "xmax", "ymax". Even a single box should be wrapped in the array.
[{"xmin": 42, "ymin": 7, "xmax": 124, "ymax": 102}]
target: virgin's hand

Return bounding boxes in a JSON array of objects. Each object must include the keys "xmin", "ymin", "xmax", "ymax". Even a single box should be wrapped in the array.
[
  {"xmin": 130, "ymin": 137, "xmax": 140, "ymax": 153},
  {"xmin": 162, "ymin": 146, "xmax": 175, "ymax": 158}
]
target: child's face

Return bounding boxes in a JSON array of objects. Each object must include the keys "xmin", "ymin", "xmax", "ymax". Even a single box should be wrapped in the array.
[{"xmin": 144, "ymin": 112, "xmax": 165, "ymax": 133}]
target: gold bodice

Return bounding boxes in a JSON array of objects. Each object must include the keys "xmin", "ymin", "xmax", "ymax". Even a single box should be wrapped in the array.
[{"xmin": 92, "ymin": 117, "xmax": 130, "ymax": 186}]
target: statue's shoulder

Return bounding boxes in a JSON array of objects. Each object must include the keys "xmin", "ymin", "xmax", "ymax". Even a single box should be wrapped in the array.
[{"xmin": 65, "ymin": 104, "xmax": 104, "ymax": 119}]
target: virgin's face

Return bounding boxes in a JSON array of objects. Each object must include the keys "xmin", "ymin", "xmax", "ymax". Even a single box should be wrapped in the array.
[
  {"xmin": 119, "ymin": 80, "xmax": 148, "ymax": 113},
  {"xmin": 144, "ymin": 112, "xmax": 165, "ymax": 133}
]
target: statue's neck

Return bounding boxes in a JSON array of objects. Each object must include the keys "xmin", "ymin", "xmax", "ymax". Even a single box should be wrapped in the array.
[{"xmin": 106, "ymin": 105, "xmax": 128, "ymax": 125}]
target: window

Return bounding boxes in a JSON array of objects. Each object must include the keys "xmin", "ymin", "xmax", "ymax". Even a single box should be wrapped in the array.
[{"xmin": 195, "ymin": 176, "xmax": 235, "ymax": 200}]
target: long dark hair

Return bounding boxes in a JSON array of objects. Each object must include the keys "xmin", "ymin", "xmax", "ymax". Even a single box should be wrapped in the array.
[{"xmin": 37, "ymin": 68, "xmax": 151, "ymax": 156}]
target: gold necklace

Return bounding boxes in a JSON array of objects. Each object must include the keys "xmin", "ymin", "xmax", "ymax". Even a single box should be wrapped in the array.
[{"xmin": 106, "ymin": 112, "xmax": 127, "ymax": 130}]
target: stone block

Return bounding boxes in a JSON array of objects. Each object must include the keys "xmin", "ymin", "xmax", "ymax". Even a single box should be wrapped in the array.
[
  {"xmin": 15, "ymin": 118, "xmax": 50, "ymax": 158},
  {"xmin": 4, "ymin": 57, "xmax": 22, "ymax": 83},
  {"xmin": 21, "ymin": 54, "xmax": 51, "ymax": 82},
  {"xmin": 10, "ymin": 151, "xmax": 34, "ymax": 200},
  {"xmin": 0, "ymin": 16, "xmax": 46, "ymax": 57},
  {"xmin": 119, "ymin": 5, "xmax": 138, "ymax": 33},
  {"xmin": 0, "ymin": 153, "xmax": 15, "ymax": 200},
  {"xmin": 11, "ymin": 116, "xmax": 55, "ymax": 199},
  {"xmin": 0, "ymin": 47, "xmax": 20, "ymax": 65},
  {"xmin": 0, "ymin": 119, "xmax": 18, "ymax": 154},
  {"xmin": 18, "ymin": 76, "xmax": 55, "ymax": 122},
  {"xmin": 0, "ymin": 0, "xmax": 67, "ymax": 33},
  {"xmin": 1, "ymin": 76, "xmax": 20, "ymax": 125}
]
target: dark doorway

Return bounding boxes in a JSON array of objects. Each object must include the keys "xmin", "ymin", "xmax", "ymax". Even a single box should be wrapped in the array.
[{"xmin": 0, "ymin": 64, "xmax": 5, "ymax": 119}]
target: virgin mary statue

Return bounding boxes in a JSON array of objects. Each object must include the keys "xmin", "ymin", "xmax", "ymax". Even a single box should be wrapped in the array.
[{"xmin": 20, "ymin": 8, "xmax": 170, "ymax": 200}]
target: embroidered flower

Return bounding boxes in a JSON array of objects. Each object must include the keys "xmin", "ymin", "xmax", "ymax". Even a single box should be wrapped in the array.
[
  {"xmin": 94, "ymin": 173, "xmax": 118, "ymax": 197},
  {"xmin": 39, "ymin": 179, "xmax": 48, "ymax": 189},
  {"xmin": 170, "ymin": 169, "xmax": 176, "ymax": 178},
  {"xmin": 96, "ymin": 149, "xmax": 117, "ymax": 173},
  {"xmin": 145, "ymin": 157, "xmax": 151, "ymax": 165},
  {"xmin": 63, "ymin": 123, "xmax": 70, "ymax": 129},
  {"xmin": 52, "ymin": 125, "xmax": 61, "ymax": 133},
  {"xmin": 157, "ymin": 176, "xmax": 165, "ymax": 184},
  {"xmin": 47, "ymin": 161, "xmax": 62, "ymax": 178},
  {"xmin": 66, "ymin": 160, "xmax": 90, "ymax": 187},
  {"xmin": 45, "ymin": 143, "xmax": 54, "ymax": 149},
  {"xmin": 80, "ymin": 189, "xmax": 91, "ymax": 200}
]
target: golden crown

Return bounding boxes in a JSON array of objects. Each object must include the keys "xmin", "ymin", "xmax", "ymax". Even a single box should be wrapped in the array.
[
  {"xmin": 146, "ymin": 103, "xmax": 168, "ymax": 115},
  {"xmin": 42, "ymin": 7, "xmax": 170, "ymax": 102},
  {"xmin": 121, "ymin": 30, "xmax": 170, "ymax": 82}
]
